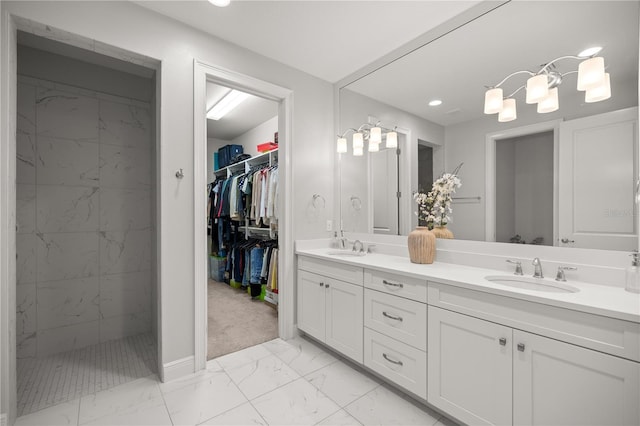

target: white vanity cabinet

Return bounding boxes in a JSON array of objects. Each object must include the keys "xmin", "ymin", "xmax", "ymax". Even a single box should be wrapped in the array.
[
  {"xmin": 428, "ymin": 283, "xmax": 640, "ymax": 426},
  {"xmin": 297, "ymin": 256, "xmax": 364, "ymax": 363},
  {"xmin": 363, "ymin": 270, "xmax": 428, "ymax": 399}
]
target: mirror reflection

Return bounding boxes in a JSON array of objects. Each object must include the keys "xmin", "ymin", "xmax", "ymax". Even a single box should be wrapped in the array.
[{"xmin": 339, "ymin": 0, "xmax": 639, "ymax": 251}]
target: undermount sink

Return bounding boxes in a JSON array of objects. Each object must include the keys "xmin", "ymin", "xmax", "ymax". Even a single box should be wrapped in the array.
[
  {"xmin": 485, "ymin": 275, "xmax": 580, "ymax": 293},
  {"xmin": 327, "ymin": 250, "xmax": 366, "ymax": 257}
]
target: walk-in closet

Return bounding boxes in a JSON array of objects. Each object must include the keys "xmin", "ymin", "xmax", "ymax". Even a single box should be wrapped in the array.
[
  {"xmin": 15, "ymin": 32, "xmax": 158, "ymax": 416},
  {"xmin": 206, "ymin": 82, "xmax": 279, "ymax": 359}
]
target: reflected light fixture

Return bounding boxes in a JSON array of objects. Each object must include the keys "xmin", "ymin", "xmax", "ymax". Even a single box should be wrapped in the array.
[
  {"xmin": 207, "ymin": 89, "xmax": 249, "ymax": 120},
  {"xmin": 207, "ymin": 0, "xmax": 231, "ymax": 6},
  {"xmin": 483, "ymin": 47, "xmax": 610, "ymax": 122},
  {"xmin": 337, "ymin": 121, "xmax": 398, "ymax": 154}
]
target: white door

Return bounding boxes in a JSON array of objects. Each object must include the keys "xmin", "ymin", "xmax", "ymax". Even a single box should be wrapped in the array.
[
  {"xmin": 558, "ymin": 107, "xmax": 638, "ymax": 250},
  {"xmin": 371, "ymin": 147, "xmax": 399, "ymax": 235},
  {"xmin": 427, "ymin": 307, "xmax": 513, "ymax": 426},
  {"xmin": 325, "ymin": 278, "xmax": 363, "ymax": 363},
  {"xmin": 513, "ymin": 330, "xmax": 640, "ymax": 426},
  {"xmin": 297, "ymin": 270, "xmax": 326, "ymax": 341}
]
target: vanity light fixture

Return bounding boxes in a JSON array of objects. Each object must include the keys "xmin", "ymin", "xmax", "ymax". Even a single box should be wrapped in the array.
[
  {"xmin": 337, "ymin": 121, "xmax": 398, "ymax": 155},
  {"xmin": 484, "ymin": 47, "xmax": 611, "ymax": 122},
  {"xmin": 428, "ymin": 99, "xmax": 443, "ymax": 106},
  {"xmin": 207, "ymin": 89, "xmax": 248, "ymax": 120}
]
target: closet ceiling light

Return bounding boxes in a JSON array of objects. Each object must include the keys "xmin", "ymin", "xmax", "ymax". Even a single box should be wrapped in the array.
[
  {"xmin": 428, "ymin": 99, "xmax": 443, "ymax": 106},
  {"xmin": 207, "ymin": 89, "xmax": 249, "ymax": 120},
  {"xmin": 207, "ymin": 0, "xmax": 231, "ymax": 7},
  {"xmin": 336, "ymin": 121, "xmax": 398, "ymax": 155},
  {"xmin": 483, "ymin": 47, "xmax": 610, "ymax": 123}
]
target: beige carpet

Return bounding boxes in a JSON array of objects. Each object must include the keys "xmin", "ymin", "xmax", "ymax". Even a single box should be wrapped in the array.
[{"xmin": 207, "ymin": 279, "xmax": 279, "ymax": 360}]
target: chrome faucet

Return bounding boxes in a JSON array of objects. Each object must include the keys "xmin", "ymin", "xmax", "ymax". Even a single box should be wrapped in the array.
[
  {"xmin": 352, "ymin": 239, "xmax": 364, "ymax": 253},
  {"xmin": 532, "ymin": 257, "xmax": 544, "ymax": 278},
  {"xmin": 338, "ymin": 230, "xmax": 348, "ymax": 249}
]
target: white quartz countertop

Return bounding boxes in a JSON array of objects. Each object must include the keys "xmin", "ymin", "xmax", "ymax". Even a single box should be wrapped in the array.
[{"xmin": 296, "ymin": 247, "xmax": 640, "ymax": 324}]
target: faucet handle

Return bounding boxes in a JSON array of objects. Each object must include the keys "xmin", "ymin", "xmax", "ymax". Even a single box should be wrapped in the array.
[
  {"xmin": 366, "ymin": 244, "xmax": 377, "ymax": 254},
  {"xmin": 555, "ymin": 266, "xmax": 578, "ymax": 282},
  {"xmin": 506, "ymin": 259, "xmax": 523, "ymax": 276}
]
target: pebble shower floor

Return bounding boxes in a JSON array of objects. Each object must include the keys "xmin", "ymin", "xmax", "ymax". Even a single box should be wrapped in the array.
[{"xmin": 17, "ymin": 333, "xmax": 157, "ymax": 417}]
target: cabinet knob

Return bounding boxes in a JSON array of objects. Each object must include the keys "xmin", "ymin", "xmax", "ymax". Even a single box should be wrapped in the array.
[
  {"xmin": 499, "ymin": 337, "xmax": 507, "ymax": 346},
  {"xmin": 319, "ymin": 282, "xmax": 324, "ymax": 287},
  {"xmin": 325, "ymin": 284, "xmax": 330, "ymax": 288},
  {"xmin": 517, "ymin": 343, "xmax": 525, "ymax": 352}
]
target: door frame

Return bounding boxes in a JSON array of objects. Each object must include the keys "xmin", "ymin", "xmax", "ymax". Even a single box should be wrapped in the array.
[
  {"xmin": 485, "ymin": 119, "xmax": 561, "ymax": 244},
  {"xmin": 193, "ymin": 60, "xmax": 294, "ymax": 371}
]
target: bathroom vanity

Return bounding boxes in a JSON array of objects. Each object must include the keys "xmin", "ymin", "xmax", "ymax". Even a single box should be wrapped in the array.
[{"xmin": 295, "ymin": 242, "xmax": 640, "ymax": 426}]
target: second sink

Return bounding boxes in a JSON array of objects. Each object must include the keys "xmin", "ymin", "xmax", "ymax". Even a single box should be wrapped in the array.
[{"xmin": 485, "ymin": 275, "xmax": 579, "ymax": 293}]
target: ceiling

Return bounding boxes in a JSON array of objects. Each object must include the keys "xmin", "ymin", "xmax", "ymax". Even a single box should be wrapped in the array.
[
  {"xmin": 206, "ymin": 82, "xmax": 277, "ymax": 140},
  {"xmin": 344, "ymin": 1, "xmax": 640, "ymax": 127},
  {"xmin": 133, "ymin": 0, "xmax": 481, "ymax": 83}
]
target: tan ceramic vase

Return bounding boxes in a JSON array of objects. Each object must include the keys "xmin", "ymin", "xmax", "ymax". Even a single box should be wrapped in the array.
[
  {"xmin": 432, "ymin": 225, "xmax": 454, "ymax": 239},
  {"xmin": 407, "ymin": 226, "xmax": 435, "ymax": 264}
]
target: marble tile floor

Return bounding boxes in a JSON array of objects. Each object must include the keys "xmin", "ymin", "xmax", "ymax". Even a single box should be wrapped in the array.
[
  {"xmin": 17, "ymin": 333, "xmax": 157, "ymax": 417},
  {"xmin": 15, "ymin": 336, "xmax": 458, "ymax": 426}
]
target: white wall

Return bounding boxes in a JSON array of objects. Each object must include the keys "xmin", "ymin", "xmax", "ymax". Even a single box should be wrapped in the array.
[
  {"xmin": 339, "ymin": 89, "xmax": 444, "ymax": 233},
  {"xmin": 1, "ymin": 0, "xmax": 335, "ymax": 406},
  {"xmin": 232, "ymin": 116, "xmax": 278, "ymax": 158}
]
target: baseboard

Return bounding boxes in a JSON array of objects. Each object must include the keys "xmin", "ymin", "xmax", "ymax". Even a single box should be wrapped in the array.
[{"xmin": 161, "ymin": 355, "xmax": 195, "ymax": 382}]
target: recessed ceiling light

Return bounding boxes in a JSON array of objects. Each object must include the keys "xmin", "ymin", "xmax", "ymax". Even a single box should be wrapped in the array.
[
  {"xmin": 208, "ymin": 0, "xmax": 231, "ymax": 7},
  {"xmin": 428, "ymin": 99, "xmax": 443, "ymax": 107},
  {"xmin": 578, "ymin": 46, "xmax": 603, "ymax": 58}
]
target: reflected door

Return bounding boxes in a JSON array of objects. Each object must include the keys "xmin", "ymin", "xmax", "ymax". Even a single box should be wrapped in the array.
[
  {"xmin": 371, "ymin": 147, "xmax": 399, "ymax": 235},
  {"xmin": 558, "ymin": 107, "xmax": 638, "ymax": 250}
]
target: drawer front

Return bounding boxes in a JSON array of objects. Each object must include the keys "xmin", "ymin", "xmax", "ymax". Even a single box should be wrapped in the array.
[
  {"xmin": 298, "ymin": 255, "xmax": 363, "ymax": 286},
  {"xmin": 428, "ymin": 282, "xmax": 640, "ymax": 362},
  {"xmin": 364, "ymin": 289, "xmax": 427, "ymax": 351},
  {"xmin": 364, "ymin": 328, "xmax": 427, "ymax": 399},
  {"xmin": 364, "ymin": 270, "xmax": 427, "ymax": 303}
]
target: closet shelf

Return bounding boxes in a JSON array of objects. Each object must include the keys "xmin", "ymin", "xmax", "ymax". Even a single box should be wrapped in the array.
[{"xmin": 212, "ymin": 148, "xmax": 278, "ymax": 182}]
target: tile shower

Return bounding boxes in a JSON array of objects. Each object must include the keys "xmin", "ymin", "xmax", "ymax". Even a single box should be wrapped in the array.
[{"xmin": 16, "ymin": 75, "xmax": 154, "ymax": 359}]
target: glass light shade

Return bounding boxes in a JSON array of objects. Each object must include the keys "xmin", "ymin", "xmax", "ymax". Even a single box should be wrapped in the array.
[
  {"xmin": 537, "ymin": 87, "xmax": 559, "ymax": 113},
  {"xmin": 336, "ymin": 137, "xmax": 347, "ymax": 153},
  {"xmin": 353, "ymin": 146, "xmax": 364, "ymax": 156},
  {"xmin": 386, "ymin": 131, "xmax": 398, "ymax": 148},
  {"xmin": 498, "ymin": 98, "xmax": 517, "ymax": 122},
  {"xmin": 577, "ymin": 56, "xmax": 605, "ymax": 91},
  {"xmin": 525, "ymin": 74, "xmax": 549, "ymax": 104},
  {"xmin": 370, "ymin": 127, "xmax": 382, "ymax": 144},
  {"xmin": 585, "ymin": 73, "xmax": 611, "ymax": 103},
  {"xmin": 208, "ymin": 0, "xmax": 231, "ymax": 6},
  {"xmin": 484, "ymin": 88, "xmax": 503, "ymax": 114},
  {"xmin": 368, "ymin": 140, "xmax": 380, "ymax": 152},
  {"xmin": 352, "ymin": 132, "xmax": 364, "ymax": 149}
]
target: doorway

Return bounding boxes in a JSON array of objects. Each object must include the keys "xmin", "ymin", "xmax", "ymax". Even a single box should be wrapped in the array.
[
  {"xmin": 193, "ymin": 60, "xmax": 294, "ymax": 372},
  {"xmin": 205, "ymin": 82, "xmax": 279, "ymax": 359},
  {"xmin": 14, "ymin": 32, "xmax": 160, "ymax": 416}
]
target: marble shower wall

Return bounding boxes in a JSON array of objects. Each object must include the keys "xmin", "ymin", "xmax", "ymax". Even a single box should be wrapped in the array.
[{"xmin": 16, "ymin": 76, "xmax": 153, "ymax": 358}]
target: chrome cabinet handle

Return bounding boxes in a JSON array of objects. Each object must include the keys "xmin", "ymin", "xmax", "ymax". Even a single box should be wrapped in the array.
[
  {"xmin": 382, "ymin": 279, "xmax": 403, "ymax": 288},
  {"xmin": 517, "ymin": 343, "xmax": 525, "ymax": 352},
  {"xmin": 499, "ymin": 337, "xmax": 507, "ymax": 346},
  {"xmin": 561, "ymin": 238, "xmax": 575, "ymax": 244},
  {"xmin": 325, "ymin": 284, "xmax": 330, "ymax": 288},
  {"xmin": 382, "ymin": 353, "xmax": 403, "ymax": 366},
  {"xmin": 319, "ymin": 282, "xmax": 324, "ymax": 287},
  {"xmin": 382, "ymin": 311, "xmax": 403, "ymax": 322}
]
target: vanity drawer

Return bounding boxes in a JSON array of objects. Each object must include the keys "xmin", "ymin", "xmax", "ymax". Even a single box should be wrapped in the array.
[
  {"xmin": 298, "ymin": 255, "xmax": 363, "ymax": 286},
  {"xmin": 428, "ymin": 282, "xmax": 640, "ymax": 362},
  {"xmin": 364, "ymin": 270, "xmax": 427, "ymax": 303},
  {"xmin": 364, "ymin": 289, "xmax": 427, "ymax": 351},
  {"xmin": 364, "ymin": 328, "xmax": 427, "ymax": 399}
]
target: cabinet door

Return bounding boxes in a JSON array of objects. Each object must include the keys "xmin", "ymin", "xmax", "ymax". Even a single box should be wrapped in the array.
[
  {"xmin": 297, "ymin": 270, "xmax": 326, "ymax": 341},
  {"xmin": 513, "ymin": 330, "xmax": 640, "ymax": 426},
  {"xmin": 428, "ymin": 307, "xmax": 512, "ymax": 426},
  {"xmin": 325, "ymin": 278, "xmax": 363, "ymax": 363}
]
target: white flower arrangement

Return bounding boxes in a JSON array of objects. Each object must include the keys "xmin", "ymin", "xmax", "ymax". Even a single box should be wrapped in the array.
[{"xmin": 414, "ymin": 163, "xmax": 463, "ymax": 229}]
